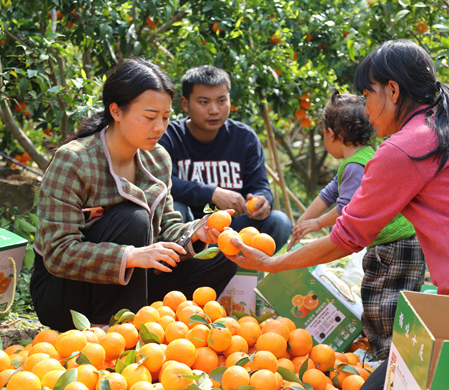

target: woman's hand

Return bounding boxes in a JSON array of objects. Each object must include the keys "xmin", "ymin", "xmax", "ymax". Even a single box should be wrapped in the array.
[
  {"xmin": 127, "ymin": 242, "xmax": 187, "ymax": 273},
  {"xmin": 293, "ymin": 219, "xmax": 321, "ymax": 239}
]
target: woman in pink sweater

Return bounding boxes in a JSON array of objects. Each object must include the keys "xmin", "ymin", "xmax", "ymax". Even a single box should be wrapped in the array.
[{"xmin": 226, "ymin": 39, "xmax": 449, "ymax": 389}]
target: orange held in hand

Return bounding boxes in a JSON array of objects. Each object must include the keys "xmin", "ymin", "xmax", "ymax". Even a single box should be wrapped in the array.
[
  {"xmin": 207, "ymin": 210, "xmax": 232, "ymax": 232},
  {"xmin": 250, "ymin": 233, "xmax": 276, "ymax": 256},
  {"xmin": 218, "ymin": 230, "xmax": 242, "ymax": 255},
  {"xmin": 246, "ymin": 197, "xmax": 260, "ymax": 213},
  {"xmin": 238, "ymin": 226, "xmax": 260, "ymax": 246}
]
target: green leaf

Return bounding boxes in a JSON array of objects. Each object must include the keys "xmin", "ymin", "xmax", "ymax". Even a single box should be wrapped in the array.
[
  {"xmin": 193, "ymin": 247, "xmax": 221, "ymax": 259},
  {"xmin": 394, "ymin": 9, "xmax": 410, "ymax": 21},
  {"xmin": 76, "ymin": 352, "xmax": 93, "ymax": 365},
  {"xmin": 209, "ymin": 366, "xmax": 227, "ymax": 382},
  {"xmin": 54, "ymin": 368, "xmax": 78, "ymax": 390},
  {"xmin": 26, "ymin": 69, "xmax": 38, "ymax": 78},
  {"xmin": 140, "ymin": 323, "xmax": 161, "ymax": 344},
  {"xmin": 277, "ymin": 366, "xmax": 300, "ymax": 382},
  {"xmin": 189, "ymin": 313, "xmax": 209, "ymax": 326},
  {"xmin": 70, "ymin": 309, "xmax": 91, "ymax": 330}
]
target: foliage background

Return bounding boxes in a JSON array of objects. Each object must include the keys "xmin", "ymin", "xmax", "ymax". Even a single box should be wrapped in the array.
[{"xmin": 0, "ymin": 0, "xmax": 448, "ymax": 315}]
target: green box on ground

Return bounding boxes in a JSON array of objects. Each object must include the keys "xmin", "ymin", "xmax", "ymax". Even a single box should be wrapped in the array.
[
  {"xmin": 0, "ymin": 228, "xmax": 28, "ymax": 313},
  {"xmin": 383, "ymin": 291, "xmax": 449, "ymax": 390},
  {"xmin": 255, "ymin": 263, "xmax": 363, "ymax": 352}
]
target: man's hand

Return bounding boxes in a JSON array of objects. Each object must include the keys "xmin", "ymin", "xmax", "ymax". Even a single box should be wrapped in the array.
[
  {"xmin": 211, "ymin": 187, "xmax": 247, "ymax": 216},
  {"xmin": 245, "ymin": 194, "xmax": 270, "ymax": 220}
]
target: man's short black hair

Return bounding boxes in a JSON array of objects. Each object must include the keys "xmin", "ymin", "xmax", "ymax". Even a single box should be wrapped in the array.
[{"xmin": 182, "ymin": 65, "xmax": 231, "ymax": 99}]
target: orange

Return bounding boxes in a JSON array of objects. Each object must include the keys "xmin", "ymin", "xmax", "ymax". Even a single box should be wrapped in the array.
[
  {"xmin": 138, "ymin": 343, "xmax": 165, "ymax": 373},
  {"xmin": 121, "ymin": 363, "xmax": 152, "ymax": 390},
  {"xmin": 335, "ymin": 352, "xmax": 349, "ymax": 363},
  {"xmin": 99, "ymin": 332, "xmax": 126, "ymax": 361},
  {"xmin": 55, "ymin": 329, "xmax": 88, "ymax": 358},
  {"xmin": 237, "ymin": 321, "xmax": 261, "ymax": 347},
  {"xmin": 164, "ymin": 321, "xmax": 189, "ymax": 343},
  {"xmin": 192, "ymin": 286, "xmax": 217, "ymax": 306},
  {"xmin": 301, "ymin": 116, "xmax": 313, "ymax": 128},
  {"xmin": 165, "ymin": 338, "xmax": 197, "ymax": 367},
  {"xmin": 160, "ymin": 361, "xmax": 194, "ymax": 390},
  {"xmin": 250, "ymin": 233, "xmax": 276, "ymax": 256},
  {"xmin": 246, "ymin": 197, "xmax": 260, "ymax": 214},
  {"xmin": 28, "ymin": 341, "xmax": 56, "ymax": 356},
  {"xmin": 284, "ymin": 381, "xmax": 305, "ymax": 389},
  {"xmin": 0, "ymin": 369, "xmax": 15, "ymax": 388},
  {"xmin": 109, "ymin": 323, "xmax": 139, "ymax": 349},
  {"xmin": 277, "ymin": 357, "xmax": 295, "ymax": 373},
  {"xmin": 238, "ymin": 316, "xmax": 259, "ymax": 325},
  {"xmin": 270, "ymin": 33, "xmax": 281, "ymax": 45},
  {"xmin": 76, "ymin": 363, "xmax": 100, "ymax": 390},
  {"xmin": 207, "ymin": 325, "xmax": 232, "ymax": 353},
  {"xmin": 222, "ymin": 334, "xmax": 249, "ymax": 357},
  {"xmin": 163, "ymin": 291, "xmax": 187, "ymax": 312},
  {"xmin": 309, "ymin": 344, "xmax": 336, "ymax": 372},
  {"xmin": 81, "ymin": 342, "xmax": 106, "ymax": 369},
  {"xmin": 221, "ymin": 365, "xmax": 250, "ymax": 390},
  {"xmin": 89, "ymin": 327, "xmax": 107, "ymax": 341},
  {"xmin": 342, "ymin": 375, "xmax": 365, "ymax": 390},
  {"xmin": 249, "ymin": 350, "xmax": 278, "ymax": 373},
  {"xmin": 31, "ymin": 357, "xmax": 64, "ymax": 380},
  {"xmin": 40, "ymin": 369, "xmax": 65, "ymax": 389},
  {"xmin": 415, "ymin": 21, "xmax": 428, "ymax": 34},
  {"xmin": 23, "ymin": 352, "xmax": 50, "ymax": 372},
  {"xmin": 275, "ymin": 371, "xmax": 283, "ymax": 390},
  {"xmin": 225, "ymin": 351, "xmax": 248, "ymax": 367},
  {"xmin": 215, "ymin": 317, "xmax": 240, "ymax": 335},
  {"xmin": 185, "ymin": 323, "xmax": 209, "ymax": 348},
  {"xmin": 130, "ymin": 382, "xmax": 154, "ymax": 390},
  {"xmin": 207, "ymin": 210, "xmax": 232, "ymax": 232},
  {"xmin": 212, "ymin": 21, "xmax": 223, "ymax": 33},
  {"xmin": 0, "ymin": 350, "xmax": 10, "ymax": 371},
  {"xmin": 192, "ymin": 346, "xmax": 218, "ymax": 373},
  {"xmin": 344, "ymin": 352, "xmax": 360, "ymax": 366},
  {"xmin": 32, "ymin": 328, "xmax": 59, "ymax": 346},
  {"xmin": 4, "ymin": 344, "xmax": 24, "ymax": 355},
  {"xmin": 292, "ymin": 294, "xmax": 304, "ymax": 307},
  {"xmin": 277, "ymin": 317, "xmax": 296, "ymax": 332},
  {"xmin": 178, "ymin": 304, "xmax": 205, "ymax": 328},
  {"xmin": 302, "ymin": 368, "xmax": 328, "ymax": 390},
  {"xmin": 239, "ymin": 226, "xmax": 260, "ymax": 245},
  {"xmin": 95, "ymin": 372, "xmax": 128, "ymax": 390},
  {"xmin": 289, "ymin": 328, "xmax": 313, "ymax": 357},
  {"xmin": 355, "ymin": 365, "xmax": 371, "ymax": 381},
  {"xmin": 255, "ymin": 331, "xmax": 287, "ymax": 359},
  {"xmin": 175, "ymin": 300, "xmax": 195, "ymax": 319},
  {"xmin": 159, "ymin": 314, "xmax": 176, "ymax": 330},
  {"xmin": 300, "ymin": 98, "xmax": 311, "ymax": 110},
  {"xmin": 261, "ymin": 318, "xmax": 290, "ymax": 341},
  {"xmin": 134, "ymin": 306, "xmax": 161, "ymax": 329},
  {"xmin": 217, "ymin": 230, "xmax": 242, "ymax": 256},
  {"xmin": 249, "ymin": 368, "xmax": 278, "ymax": 390},
  {"xmin": 5, "ymin": 371, "xmax": 41, "ymax": 390},
  {"xmin": 294, "ymin": 108, "xmax": 306, "ymax": 119},
  {"xmin": 143, "ymin": 321, "xmax": 165, "ymax": 344},
  {"xmin": 157, "ymin": 305, "xmax": 176, "ymax": 319},
  {"xmin": 292, "ymin": 356, "xmax": 315, "ymax": 373},
  {"xmin": 203, "ymin": 300, "xmax": 225, "ymax": 322},
  {"xmin": 304, "ymin": 293, "xmax": 320, "ymax": 310},
  {"xmin": 83, "ymin": 330, "xmax": 99, "ymax": 344}
]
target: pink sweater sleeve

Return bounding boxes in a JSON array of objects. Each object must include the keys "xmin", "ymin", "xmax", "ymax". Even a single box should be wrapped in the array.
[{"xmin": 330, "ymin": 142, "xmax": 424, "ymax": 252}]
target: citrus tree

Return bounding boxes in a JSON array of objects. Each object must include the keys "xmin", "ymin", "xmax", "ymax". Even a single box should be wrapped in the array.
[{"xmin": 1, "ymin": 0, "xmax": 448, "ymax": 194}]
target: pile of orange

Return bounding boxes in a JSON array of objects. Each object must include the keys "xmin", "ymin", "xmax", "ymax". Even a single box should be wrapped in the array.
[
  {"xmin": 294, "ymin": 92, "xmax": 313, "ymax": 128},
  {"xmin": 0, "ymin": 286, "xmax": 371, "ymax": 390}
]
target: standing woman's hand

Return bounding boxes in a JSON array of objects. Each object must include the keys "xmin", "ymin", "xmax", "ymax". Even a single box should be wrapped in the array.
[{"xmin": 127, "ymin": 243, "xmax": 187, "ymax": 273}]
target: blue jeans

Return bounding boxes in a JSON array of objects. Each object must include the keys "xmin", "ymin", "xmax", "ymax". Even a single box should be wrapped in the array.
[{"xmin": 174, "ymin": 201, "xmax": 293, "ymax": 254}]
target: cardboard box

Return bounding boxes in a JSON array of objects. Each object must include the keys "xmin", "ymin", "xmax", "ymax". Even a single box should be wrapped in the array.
[
  {"xmin": 218, "ymin": 268, "xmax": 260, "ymax": 316},
  {"xmin": 0, "ymin": 228, "xmax": 28, "ymax": 313},
  {"xmin": 383, "ymin": 291, "xmax": 449, "ymax": 390},
  {"xmin": 255, "ymin": 263, "xmax": 363, "ymax": 352}
]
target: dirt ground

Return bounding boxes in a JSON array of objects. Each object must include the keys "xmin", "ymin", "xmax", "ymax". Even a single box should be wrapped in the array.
[{"xmin": 0, "ymin": 314, "xmax": 47, "ymax": 349}]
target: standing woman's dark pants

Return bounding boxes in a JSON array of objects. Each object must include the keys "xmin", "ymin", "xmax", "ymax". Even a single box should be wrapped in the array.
[{"xmin": 31, "ymin": 202, "xmax": 237, "ymax": 332}]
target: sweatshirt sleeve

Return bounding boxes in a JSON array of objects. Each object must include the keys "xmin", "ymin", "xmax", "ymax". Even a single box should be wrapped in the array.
[
  {"xmin": 335, "ymin": 163, "xmax": 365, "ymax": 214},
  {"xmin": 330, "ymin": 143, "xmax": 425, "ymax": 252}
]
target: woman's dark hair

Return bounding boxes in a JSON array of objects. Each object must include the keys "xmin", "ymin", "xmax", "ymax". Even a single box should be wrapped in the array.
[
  {"xmin": 322, "ymin": 88, "xmax": 374, "ymax": 146},
  {"xmin": 65, "ymin": 58, "xmax": 174, "ymax": 143},
  {"xmin": 181, "ymin": 65, "xmax": 231, "ymax": 100},
  {"xmin": 354, "ymin": 39, "xmax": 449, "ymax": 171}
]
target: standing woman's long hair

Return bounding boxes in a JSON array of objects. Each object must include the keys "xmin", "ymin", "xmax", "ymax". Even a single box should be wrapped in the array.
[
  {"xmin": 64, "ymin": 58, "xmax": 174, "ymax": 144},
  {"xmin": 354, "ymin": 39, "xmax": 449, "ymax": 171}
]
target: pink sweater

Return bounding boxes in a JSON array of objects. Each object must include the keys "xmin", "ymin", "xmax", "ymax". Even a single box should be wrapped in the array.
[{"xmin": 330, "ymin": 109, "xmax": 449, "ymax": 295}]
